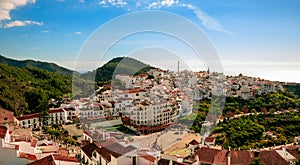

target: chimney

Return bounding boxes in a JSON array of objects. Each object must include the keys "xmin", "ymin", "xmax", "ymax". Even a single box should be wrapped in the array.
[
  {"xmin": 200, "ymin": 136, "xmax": 205, "ymax": 148},
  {"xmin": 227, "ymin": 148, "xmax": 231, "ymax": 165},
  {"xmin": 282, "ymin": 145, "xmax": 287, "ymax": 154}
]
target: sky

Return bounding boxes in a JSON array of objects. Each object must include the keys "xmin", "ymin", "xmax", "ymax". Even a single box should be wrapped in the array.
[{"xmin": 0, "ymin": 0, "xmax": 300, "ymax": 82}]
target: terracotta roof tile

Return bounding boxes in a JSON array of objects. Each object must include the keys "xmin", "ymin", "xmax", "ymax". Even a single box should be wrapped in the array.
[
  {"xmin": 49, "ymin": 109, "xmax": 64, "ymax": 114},
  {"xmin": 195, "ymin": 147, "xmax": 224, "ymax": 164},
  {"xmin": 228, "ymin": 150, "xmax": 252, "ymax": 165},
  {"xmin": 53, "ymin": 154, "xmax": 79, "ymax": 162},
  {"xmin": 287, "ymin": 147, "xmax": 300, "ymax": 158},
  {"xmin": 188, "ymin": 139, "xmax": 200, "ymax": 146},
  {"xmin": 139, "ymin": 153, "xmax": 156, "ymax": 162},
  {"xmin": 204, "ymin": 136, "xmax": 215, "ymax": 143},
  {"xmin": 16, "ymin": 113, "xmax": 39, "ymax": 121},
  {"xmin": 258, "ymin": 150, "xmax": 289, "ymax": 165},
  {"xmin": 19, "ymin": 152, "xmax": 37, "ymax": 161},
  {"xmin": 81, "ymin": 142, "xmax": 99, "ymax": 158},
  {"xmin": 27, "ymin": 155, "xmax": 55, "ymax": 165},
  {"xmin": 119, "ymin": 89, "xmax": 146, "ymax": 94},
  {"xmin": 0, "ymin": 107, "xmax": 14, "ymax": 124}
]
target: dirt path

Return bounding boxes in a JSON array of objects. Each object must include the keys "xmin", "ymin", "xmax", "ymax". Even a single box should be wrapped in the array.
[{"xmin": 163, "ymin": 133, "xmax": 201, "ymax": 157}]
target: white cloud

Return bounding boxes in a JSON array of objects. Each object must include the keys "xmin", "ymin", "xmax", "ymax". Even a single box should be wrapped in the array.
[
  {"xmin": 147, "ymin": 2, "xmax": 160, "ymax": 9},
  {"xmin": 99, "ymin": 0, "xmax": 106, "ymax": 5},
  {"xmin": 78, "ymin": 0, "xmax": 85, "ymax": 3},
  {"xmin": 0, "ymin": 0, "xmax": 43, "ymax": 29},
  {"xmin": 98, "ymin": 0, "xmax": 127, "ymax": 7},
  {"xmin": 161, "ymin": 0, "xmax": 178, "ymax": 7},
  {"xmin": 74, "ymin": 31, "xmax": 82, "ymax": 35},
  {"xmin": 146, "ymin": 0, "xmax": 179, "ymax": 9},
  {"xmin": 4, "ymin": 20, "xmax": 43, "ymax": 28},
  {"xmin": 0, "ymin": 0, "xmax": 36, "ymax": 21},
  {"xmin": 182, "ymin": 4, "xmax": 232, "ymax": 34}
]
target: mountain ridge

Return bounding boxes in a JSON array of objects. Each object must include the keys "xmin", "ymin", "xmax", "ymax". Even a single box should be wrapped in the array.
[
  {"xmin": 80, "ymin": 56, "xmax": 155, "ymax": 83},
  {"xmin": 0, "ymin": 55, "xmax": 75, "ymax": 75}
]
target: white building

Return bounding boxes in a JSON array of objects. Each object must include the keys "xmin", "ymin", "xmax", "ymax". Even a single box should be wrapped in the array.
[{"xmin": 16, "ymin": 108, "xmax": 73, "ymax": 129}]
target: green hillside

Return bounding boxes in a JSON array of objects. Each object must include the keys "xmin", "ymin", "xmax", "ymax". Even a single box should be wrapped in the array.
[
  {"xmin": 0, "ymin": 64, "xmax": 72, "ymax": 116},
  {"xmin": 81, "ymin": 57, "xmax": 155, "ymax": 83},
  {"xmin": 284, "ymin": 83, "xmax": 300, "ymax": 96},
  {"xmin": 0, "ymin": 55, "xmax": 74, "ymax": 75}
]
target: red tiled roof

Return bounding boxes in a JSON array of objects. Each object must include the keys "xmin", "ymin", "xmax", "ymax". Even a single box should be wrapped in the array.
[
  {"xmin": 139, "ymin": 153, "xmax": 156, "ymax": 162},
  {"xmin": 0, "ymin": 107, "xmax": 14, "ymax": 124},
  {"xmin": 213, "ymin": 149, "xmax": 228, "ymax": 164},
  {"xmin": 27, "ymin": 155, "xmax": 54, "ymax": 165},
  {"xmin": 205, "ymin": 136, "xmax": 215, "ymax": 143},
  {"xmin": 162, "ymin": 109, "xmax": 170, "ymax": 113},
  {"xmin": 59, "ymin": 148, "xmax": 69, "ymax": 156},
  {"xmin": 139, "ymin": 73, "xmax": 148, "ymax": 77},
  {"xmin": 53, "ymin": 154, "xmax": 79, "ymax": 162},
  {"xmin": 0, "ymin": 125, "xmax": 7, "ymax": 139},
  {"xmin": 64, "ymin": 107, "xmax": 75, "ymax": 111},
  {"xmin": 16, "ymin": 113, "xmax": 39, "ymax": 121},
  {"xmin": 19, "ymin": 152, "xmax": 37, "ymax": 161},
  {"xmin": 119, "ymin": 89, "xmax": 146, "ymax": 94},
  {"xmin": 258, "ymin": 150, "xmax": 289, "ymax": 165},
  {"xmin": 83, "ymin": 130, "xmax": 92, "ymax": 136},
  {"xmin": 195, "ymin": 147, "xmax": 227, "ymax": 164},
  {"xmin": 49, "ymin": 109, "xmax": 64, "ymax": 113},
  {"xmin": 227, "ymin": 150, "xmax": 252, "ymax": 165},
  {"xmin": 81, "ymin": 142, "xmax": 99, "ymax": 158},
  {"xmin": 188, "ymin": 139, "xmax": 200, "ymax": 146},
  {"xmin": 287, "ymin": 148, "xmax": 299, "ymax": 158}
]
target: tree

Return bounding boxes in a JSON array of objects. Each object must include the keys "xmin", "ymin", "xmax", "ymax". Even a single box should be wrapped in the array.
[
  {"xmin": 251, "ymin": 109, "xmax": 257, "ymax": 114},
  {"xmin": 249, "ymin": 158, "xmax": 264, "ymax": 165},
  {"xmin": 39, "ymin": 110, "xmax": 50, "ymax": 127},
  {"xmin": 25, "ymin": 87, "xmax": 49, "ymax": 113}
]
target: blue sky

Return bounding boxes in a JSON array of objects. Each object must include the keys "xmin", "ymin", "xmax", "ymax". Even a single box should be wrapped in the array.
[{"xmin": 0, "ymin": 0, "xmax": 300, "ymax": 82}]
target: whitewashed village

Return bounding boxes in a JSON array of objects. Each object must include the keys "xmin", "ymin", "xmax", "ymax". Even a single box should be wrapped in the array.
[{"xmin": 1, "ymin": 67, "xmax": 300, "ymax": 165}]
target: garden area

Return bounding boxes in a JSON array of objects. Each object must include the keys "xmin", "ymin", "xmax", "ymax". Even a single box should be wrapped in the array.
[{"xmin": 213, "ymin": 111, "xmax": 300, "ymax": 149}]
